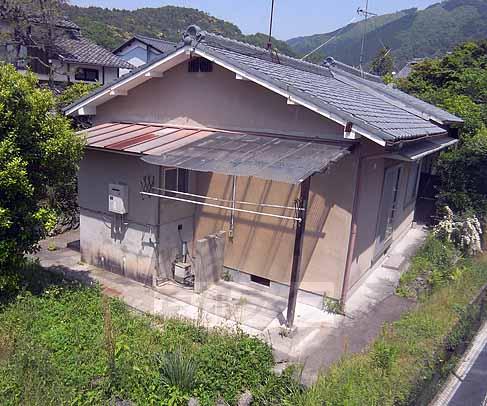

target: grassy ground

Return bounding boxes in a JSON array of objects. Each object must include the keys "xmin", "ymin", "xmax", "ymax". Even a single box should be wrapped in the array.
[
  {"xmin": 2, "ymin": 237, "xmax": 486, "ymax": 405},
  {"xmin": 295, "ymin": 239, "xmax": 487, "ymax": 406},
  {"xmin": 0, "ymin": 262, "xmax": 302, "ymax": 405}
]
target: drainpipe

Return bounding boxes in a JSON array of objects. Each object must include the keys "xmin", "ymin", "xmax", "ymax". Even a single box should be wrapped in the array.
[
  {"xmin": 154, "ymin": 168, "xmax": 162, "ymax": 284},
  {"xmin": 229, "ymin": 175, "xmax": 236, "ymax": 239},
  {"xmin": 340, "ymin": 148, "xmax": 388, "ymax": 305}
]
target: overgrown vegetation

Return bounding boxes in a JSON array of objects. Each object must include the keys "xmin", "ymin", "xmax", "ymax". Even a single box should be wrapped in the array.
[
  {"xmin": 297, "ymin": 237, "xmax": 487, "ymax": 406},
  {"xmin": 0, "ymin": 64, "xmax": 83, "ymax": 290},
  {"xmin": 0, "ymin": 264, "xmax": 302, "ymax": 405},
  {"xmin": 396, "ymin": 39, "xmax": 487, "ymax": 217}
]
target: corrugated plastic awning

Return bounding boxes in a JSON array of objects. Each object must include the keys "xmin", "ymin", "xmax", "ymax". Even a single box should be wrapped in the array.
[
  {"xmin": 81, "ymin": 122, "xmax": 353, "ymax": 184},
  {"xmin": 393, "ymin": 136, "xmax": 458, "ymax": 161}
]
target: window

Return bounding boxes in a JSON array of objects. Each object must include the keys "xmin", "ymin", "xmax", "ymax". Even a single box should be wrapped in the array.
[
  {"xmin": 164, "ymin": 168, "xmax": 188, "ymax": 196},
  {"xmin": 75, "ymin": 67, "xmax": 99, "ymax": 82},
  {"xmin": 188, "ymin": 57, "xmax": 213, "ymax": 73},
  {"xmin": 404, "ymin": 161, "xmax": 421, "ymax": 207}
]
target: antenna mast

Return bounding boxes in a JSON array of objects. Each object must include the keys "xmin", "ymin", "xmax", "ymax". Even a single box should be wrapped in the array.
[
  {"xmin": 267, "ymin": 0, "xmax": 275, "ymax": 50},
  {"xmin": 357, "ymin": 0, "xmax": 377, "ymax": 75}
]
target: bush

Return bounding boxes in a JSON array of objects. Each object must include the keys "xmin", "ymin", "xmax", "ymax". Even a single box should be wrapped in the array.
[
  {"xmin": 396, "ymin": 235, "xmax": 459, "ymax": 298},
  {"xmin": 436, "ymin": 130, "xmax": 487, "ymax": 217},
  {"xmin": 0, "ymin": 64, "xmax": 83, "ymax": 274}
]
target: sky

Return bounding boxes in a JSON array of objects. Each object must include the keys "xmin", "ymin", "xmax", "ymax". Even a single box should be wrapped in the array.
[{"xmin": 71, "ymin": 0, "xmax": 441, "ymax": 40}]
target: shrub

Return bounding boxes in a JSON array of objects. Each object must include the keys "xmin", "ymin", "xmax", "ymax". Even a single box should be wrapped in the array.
[
  {"xmin": 433, "ymin": 206, "xmax": 483, "ymax": 256},
  {"xmin": 397, "ymin": 235, "xmax": 459, "ymax": 298}
]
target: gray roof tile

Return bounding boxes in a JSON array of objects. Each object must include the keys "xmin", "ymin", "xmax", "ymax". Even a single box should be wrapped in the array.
[
  {"xmin": 54, "ymin": 36, "xmax": 133, "ymax": 69},
  {"xmin": 65, "ymin": 29, "xmax": 463, "ymax": 143}
]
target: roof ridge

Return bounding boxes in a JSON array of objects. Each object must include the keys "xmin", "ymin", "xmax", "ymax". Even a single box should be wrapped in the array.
[
  {"xmin": 203, "ymin": 32, "xmax": 335, "ymax": 77},
  {"xmin": 134, "ymin": 34, "xmax": 176, "ymax": 45}
]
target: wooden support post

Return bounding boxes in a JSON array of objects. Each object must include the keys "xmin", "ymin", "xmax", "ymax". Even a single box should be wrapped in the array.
[{"xmin": 286, "ymin": 176, "xmax": 311, "ymax": 328}]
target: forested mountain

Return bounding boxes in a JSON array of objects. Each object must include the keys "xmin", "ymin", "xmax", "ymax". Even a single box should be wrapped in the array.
[
  {"xmin": 287, "ymin": 0, "xmax": 487, "ymax": 68},
  {"xmin": 63, "ymin": 5, "xmax": 296, "ymax": 56}
]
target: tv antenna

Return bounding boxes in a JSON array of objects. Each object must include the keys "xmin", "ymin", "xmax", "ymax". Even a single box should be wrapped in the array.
[
  {"xmin": 267, "ymin": 0, "xmax": 275, "ymax": 50},
  {"xmin": 357, "ymin": 0, "xmax": 377, "ymax": 75},
  {"xmin": 266, "ymin": 0, "xmax": 280, "ymax": 63}
]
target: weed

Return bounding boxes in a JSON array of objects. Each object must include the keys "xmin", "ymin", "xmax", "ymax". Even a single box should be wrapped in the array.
[
  {"xmin": 47, "ymin": 240, "xmax": 57, "ymax": 251},
  {"xmin": 322, "ymin": 295, "xmax": 343, "ymax": 315},
  {"xmin": 157, "ymin": 350, "xmax": 197, "ymax": 393}
]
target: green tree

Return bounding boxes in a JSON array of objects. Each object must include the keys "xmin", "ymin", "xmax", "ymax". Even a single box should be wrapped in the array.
[
  {"xmin": 396, "ymin": 40, "xmax": 487, "ymax": 216},
  {"xmin": 0, "ymin": 64, "xmax": 83, "ymax": 276},
  {"xmin": 369, "ymin": 47, "xmax": 394, "ymax": 76}
]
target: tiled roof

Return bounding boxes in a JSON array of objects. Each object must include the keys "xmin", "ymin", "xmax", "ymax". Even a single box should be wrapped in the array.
[
  {"xmin": 54, "ymin": 36, "xmax": 133, "ymax": 69},
  {"xmin": 65, "ymin": 28, "xmax": 463, "ymax": 144},
  {"xmin": 197, "ymin": 33, "xmax": 461, "ymax": 141},
  {"xmin": 133, "ymin": 35, "xmax": 177, "ymax": 54}
]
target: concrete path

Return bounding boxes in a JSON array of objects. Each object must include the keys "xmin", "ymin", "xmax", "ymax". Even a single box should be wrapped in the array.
[
  {"xmin": 431, "ymin": 321, "xmax": 487, "ymax": 406},
  {"xmin": 36, "ymin": 225, "xmax": 427, "ymax": 384}
]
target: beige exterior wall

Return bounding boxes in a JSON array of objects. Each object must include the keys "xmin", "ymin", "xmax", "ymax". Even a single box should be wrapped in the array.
[
  {"xmin": 348, "ymin": 140, "xmax": 418, "ymax": 292},
  {"xmin": 95, "ymin": 62, "xmax": 344, "ymax": 140},
  {"xmin": 79, "ymin": 57, "xmax": 419, "ymax": 302},
  {"xmin": 193, "ymin": 152, "xmax": 357, "ymax": 298}
]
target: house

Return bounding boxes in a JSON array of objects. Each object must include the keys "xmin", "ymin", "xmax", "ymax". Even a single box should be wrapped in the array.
[
  {"xmin": 395, "ymin": 58, "xmax": 425, "ymax": 79},
  {"xmin": 0, "ymin": 15, "xmax": 132, "ymax": 85},
  {"xmin": 65, "ymin": 26, "xmax": 462, "ymax": 327},
  {"xmin": 113, "ymin": 35, "xmax": 177, "ymax": 75}
]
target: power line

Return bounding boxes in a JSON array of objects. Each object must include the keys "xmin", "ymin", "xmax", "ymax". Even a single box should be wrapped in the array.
[{"xmin": 300, "ymin": 15, "xmax": 358, "ymax": 61}]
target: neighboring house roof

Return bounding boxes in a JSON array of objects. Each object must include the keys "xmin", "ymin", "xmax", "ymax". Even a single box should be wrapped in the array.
[
  {"xmin": 113, "ymin": 35, "xmax": 177, "ymax": 55},
  {"xmin": 395, "ymin": 58, "xmax": 425, "ymax": 79},
  {"xmin": 54, "ymin": 35, "xmax": 134, "ymax": 69},
  {"xmin": 26, "ymin": 15, "xmax": 81, "ymax": 31},
  {"xmin": 65, "ymin": 27, "xmax": 463, "ymax": 146}
]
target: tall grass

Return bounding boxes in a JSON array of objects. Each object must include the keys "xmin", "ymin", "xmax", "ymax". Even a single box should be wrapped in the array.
[{"xmin": 296, "ymin": 245, "xmax": 487, "ymax": 406}]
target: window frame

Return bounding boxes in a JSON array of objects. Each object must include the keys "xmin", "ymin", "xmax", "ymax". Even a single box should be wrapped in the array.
[
  {"xmin": 74, "ymin": 67, "xmax": 99, "ymax": 82},
  {"xmin": 404, "ymin": 160, "xmax": 421, "ymax": 207},
  {"xmin": 163, "ymin": 168, "xmax": 189, "ymax": 197}
]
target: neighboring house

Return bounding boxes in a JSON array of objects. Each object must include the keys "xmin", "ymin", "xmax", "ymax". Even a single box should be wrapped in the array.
[
  {"xmin": 65, "ymin": 26, "xmax": 462, "ymax": 326},
  {"xmin": 113, "ymin": 35, "xmax": 177, "ymax": 75},
  {"xmin": 395, "ymin": 58, "xmax": 425, "ymax": 79},
  {"xmin": 0, "ymin": 16, "xmax": 132, "ymax": 85}
]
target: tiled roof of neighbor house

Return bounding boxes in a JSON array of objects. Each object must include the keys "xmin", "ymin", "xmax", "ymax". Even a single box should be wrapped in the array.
[
  {"xmin": 65, "ymin": 27, "xmax": 463, "ymax": 144},
  {"xmin": 133, "ymin": 35, "xmax": 177, "ymax": 54},
  {"xmin": 54, "ymin": 35, "xmax": 134, "ymax": 69}
]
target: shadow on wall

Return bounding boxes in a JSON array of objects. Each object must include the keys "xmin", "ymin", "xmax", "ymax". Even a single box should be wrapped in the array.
[
  {"xmin": 80, "ymin": 209, "xmax": 157, "ymax": 286},
  {"xmin": 193, "ymin": 154, "xmax": 354, "ymax": 289}
]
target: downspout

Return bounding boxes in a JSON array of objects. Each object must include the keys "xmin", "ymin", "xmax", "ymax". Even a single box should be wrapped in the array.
[
  {"xmin": 154, "ymin": 167, "xmax": 162, "ymax": 284},
  {"xmin": 229, "ymin": 175, "xmax": 236, "ymax": 239}
]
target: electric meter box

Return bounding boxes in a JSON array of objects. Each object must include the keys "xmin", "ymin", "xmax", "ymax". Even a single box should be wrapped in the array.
[{"xmin": 108, "ymin": 183, "xmax": 128, "ymax": 214}]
